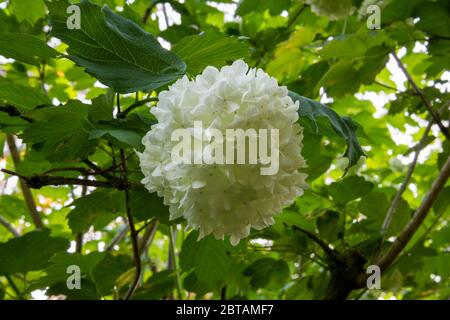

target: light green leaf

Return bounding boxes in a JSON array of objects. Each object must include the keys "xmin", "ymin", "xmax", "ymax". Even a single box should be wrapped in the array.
[
  {"xmin": 327, "ymin": 175, "xmax": 374, "ymax": 205},
  {"xmin": 11, "ymin": 0, "xmax": 46, "ymax": 26},
  {"xmin": 172, "ymin": 32, "xmax": 249, "ymax": 75},
  {"xmin": 180, "ymin": 231, "xmax": 235, "ymax": 291}
]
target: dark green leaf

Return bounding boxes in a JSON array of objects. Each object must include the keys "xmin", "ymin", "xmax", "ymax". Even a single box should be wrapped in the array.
[
  {"xmin": 0, "ymin": 33, "xmax": 58, "ymax": 66},
  {"xmin": 0, "ymin": 229, "xmax": 69, "ymax": 275},
  {"xmin": 243, "ymin": 258, "xmax": 289, "ymax": 289},
  {"xmin": 47, "ymin": 0, "xmax": 186, "ymax": 93},
  {"xmin": 289, "ymin": 91, "xmax": 365, "ymax": 170},
  {"xmin": 66, "ymin": 190, "xmax": 125, "ymax": 234}
]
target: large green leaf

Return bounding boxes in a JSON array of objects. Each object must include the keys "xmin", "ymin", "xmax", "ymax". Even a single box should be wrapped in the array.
[
  {"xmin": 327, "ymin": 175, "xmax": 374, "ymax": 205},
  {"xmin": 0, "ymin": 81, "xmax": 51, "ymax": 111},
  {"xmin": 66, "ymin": 189, "xmax": 125, "ymax": 234},
  {"xmin": 0, "ymin": 229, "xmax": 69, "ymax": 275},
  {"xmin": 237, "ymin": 0, "xmax": 291, "ymax": 16},
  {"xmin": 243, "ymin": 258, "xmax": 289, "ymax": 289},
  {"xmin": 129, "ymin": 186, "xmax": 171, "ymax": 223},
  {"xmin": 289, "ymin": 91, "xmax": 365, "ymax": 170},
  {"xmin": 21, "ymin": 100, "xmax": 97, "ymax": 161},
  {"xmin": 47, "ymin": 0, "xmax": 186, "ymax": 93},
  {"xmin": 11, "ymin": 0, "xmax": 46, "ymax": 26},
  {"xmin": 172, "ymin": 32, "xmax": 249, "ymax": 75},
  {"xmin": 180, "ymin": 231, "xmax": 235, "ymax": 291},
  {"xmin": 0, "ymin": 33, "xmax": 58, "ymax": 66}
]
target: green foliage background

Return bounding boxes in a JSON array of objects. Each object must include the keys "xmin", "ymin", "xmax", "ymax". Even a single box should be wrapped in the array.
[{"xmin": 0, "ymin": 0, "xmax": 449, "ymax": 300}]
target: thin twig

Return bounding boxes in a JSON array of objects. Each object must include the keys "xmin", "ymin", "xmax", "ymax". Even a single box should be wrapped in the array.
[
  {"xmin": 106, "ymin": 224, "xmax": 129, "ymax": 252},
  {"xmin": 117, "ymin": 97, "xmax": 158, "ymax": 119},
  {"xmin": 0, "ymin": 215, "xmax": 20, "ymax": 237},
  {"xmin": 376, "ymin": 102, "xmax": 450, "ymax": 259},
  {"xmin": 0, "ymin": 105, "xmax": 34, "ymax": 123},
  {"xmin": 138, "ymin": 220, "xmax": 159, "ymax": 257},
  {"xmin": 373, "ymin": 80, "xmax": 401, "ymax": 92},
  {"xmin": 291, "ymin": 225, "xmax": 339, "ymax": 263},
  {"xmin": 1, "ymin": 168, "xmax": 134, "ymax": 190},
  {"xmin": 5, "ymin": 135, "xmax": 43, "ymax": 229},
  {"xmin": 143, "ymin": 0, "xmax": 166, "ymax": 24},
  {"xmin": 5, "ymin": 275, "xmax": 23, "ymax": 300},
  {"xmin": 380, "ymin": 120, "xmax": 432, "ymax": 238},
  {"xmin": 391, "ymin": 50, "xmax": 450, "ymax": 139},
  {"xmin": 169, "ymin": 225, "xmax": 183, "ymax": 300},
  {"xmin": 117, "ymin": 93, "xmax": 141, "ymax": 300}
]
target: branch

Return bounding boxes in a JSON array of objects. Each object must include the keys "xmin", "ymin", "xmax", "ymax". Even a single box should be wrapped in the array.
[
  {"xmin": 391, "ymin": 50, "xmax": 450, "ymax": 139},
  {"xmin": 138, "ymin": 220, "xmax": 159, "ymax": 257},
  {"xmin": 117, "ymin": 97, "xmax": 158, "ymax": 119},
  {"xmin": 5, "ymin": 135, "xmax": 43, "ymax": 229},
  {"xmin": 118, "ymin": 93, "xmax": 141, "ymax": 300},
  {"xmin": 373, "ymin": 80, "xmax": 401, "ymax": 92},
  {"xmin": 376, "ymin": 102, "xmax": 450, "ymax": 259},
  {"xmin": 0, "ymin": 105, "xmax": 34, "ymax": 123},
  {"xmin": 0, "ymin": 215, "xmax": 20, "ymax": 237},
  {"xmin": 1, "ymin": 168, "xmax": 134, "ymax": 190},
  {"xmin": 142, "ymin": 0, "xmax": 166, "ymax": 24},
  {"xmin": 121, "ymin": 151, "xmax": 141, "ymax": 299},
  {"xmin": 380, "ymin": 119, "xmax": 432, "ymax": 238},
  {"xmin": 291, "ymin": 225, "xmax": 341, "ymax": 263},
  {"xmin": 376, "ymin": 154, "xmax": 450, "ymax": 272},
  {"xmin": 168, "ymin": 225, "xmax": 183, "ymax": 300}
]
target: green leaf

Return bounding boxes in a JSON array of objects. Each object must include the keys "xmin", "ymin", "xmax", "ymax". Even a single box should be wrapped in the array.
[
  {"xmin": 89, "ymin": 91, "xmax": 114, "ymax": 123},
  {"xmin": 327, "ymin": 175, "xmax": 374, "ymax": 205},
  {"xmin": 289, "ymin": 91, "xmax": 365, "ymax": 170},
  {"xmin": 180, "ymin": 231, "xmax": 235, "ymax": 291},
  {"xmin": 92, "ymin": 253, "xmax": 133, "ymax": 296},
  {"xmin": 36, "ymin": 252, "xmax": 106, "ymax": 288},
  {"xmin": 129, "ymin": 186, "xmax": 171, "ymax": 223},
  {"xmin": 358, "ymin": 190, "xmax": 411, "ymax": 235},
  {"xmin": 415, "ymin": 2, "xmax": 450, "ymax": 38},
  {"xmin": 21, "ymin": 100, "xmax": 97, "ymax": 161},
  {"xmin": 434, "ymin": 186, "xmax": 450, "ymax": 216},
  {"xmin": 172, "ymin": 32, "xmax": 249, "ymax": 75},
  {"xmin": 132, "ymin": 270, "xmax": 176, "ymax": 300},
  {"xmin": 320, "ymin": 31, "xmax": 393, "ymax": 60},
  {"xmin": 0, "ymin": 33, "xmax": 58, "ymax": 66},
  {"xmin": 243, "ymin": 258, "xmax": 289, "ymax": 289},
  {"xmin": 276, "ymin": 209, "xmax": 315, "ymax": 233},
  {"xmin": 0, "ymin": 229, "xmax": 69, "ymax": 275},
  {"xmin": 47, "ymin": 0, "xmax": 186, "ymax": 93},
  {"xmin": 316, "ymin": 210, "xmax": 342, "ymax": 242},
  {"xmin": 89, "ymin": 121, "xmax": 144, "ymax": 149},
  {"xmin": 0, "ymin": 81, "xmax": 51, "ymax": 111},
  {"xmin": 66, "ymin": 189, "xmax": 125, "ymax": 234},
  {"xmin": 11, "ymin": 0, "xmax": 46, "ymax": 26},
  {"xmin": 0, "ymin": 195, "xmax": 29, "ymax": 220},
  {"xmin": 237, "ymin": 0, "xmax": 292, "ymax": 16}
]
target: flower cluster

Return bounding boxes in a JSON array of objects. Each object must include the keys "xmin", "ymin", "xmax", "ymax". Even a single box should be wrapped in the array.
[{"xmin": 138, "ymin": 60, "xmax": 307, "ymax": 245}]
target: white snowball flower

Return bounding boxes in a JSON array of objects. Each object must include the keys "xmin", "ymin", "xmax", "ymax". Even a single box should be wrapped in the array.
[{"xmin": 138, "ymin": 60, "xmax": 308, "ymax": 245}]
